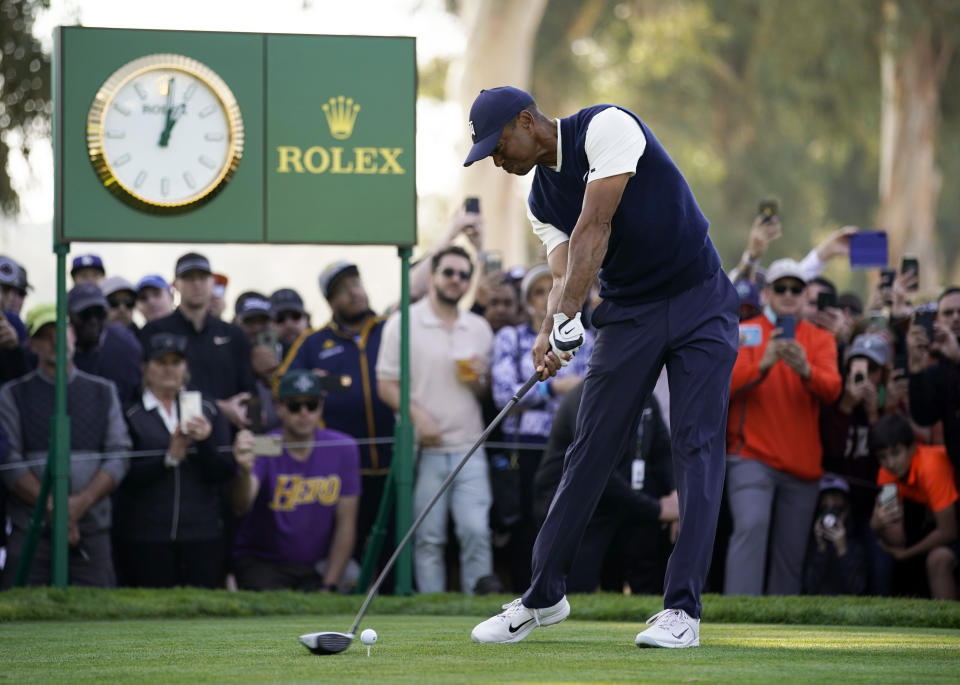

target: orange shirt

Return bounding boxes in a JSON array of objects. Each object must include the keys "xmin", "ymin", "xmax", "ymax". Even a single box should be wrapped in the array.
[
  {"xmin": 877, "ymin": 444, "xmax": 959, "ymax": 513},
  {"xmin": 726, "ymin": 315, "xmax": 842, "ymax": 480}
]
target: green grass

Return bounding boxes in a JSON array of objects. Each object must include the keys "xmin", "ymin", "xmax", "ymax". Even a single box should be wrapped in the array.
[
  {"xmin": 2, "ymin": 615, "xmax": 959, "ymax": 684},
  {"xmin": 3, "ymin": 588, "xmax": 960, "ymax": 628}
]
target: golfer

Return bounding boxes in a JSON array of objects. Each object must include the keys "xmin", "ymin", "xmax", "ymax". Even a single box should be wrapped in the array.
[{"xmin": 466, "ymin": 87, "xmax": 738, "ymax": 648}]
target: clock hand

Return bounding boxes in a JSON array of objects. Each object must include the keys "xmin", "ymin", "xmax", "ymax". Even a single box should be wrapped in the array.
[{"xmin": 158, "ymin": 77, "xmax": 175, "ymax": 147}]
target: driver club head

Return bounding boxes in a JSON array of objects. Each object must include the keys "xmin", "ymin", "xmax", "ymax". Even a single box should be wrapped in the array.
[{"xmin": 299, "ymin": 631, "xmax": 354, "ymax": 655}]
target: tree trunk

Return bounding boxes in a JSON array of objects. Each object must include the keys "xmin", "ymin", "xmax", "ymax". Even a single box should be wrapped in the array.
[
  {"xmin": 452, "ymin": 0, "xmax": 548, "ymax": 267},
  {"xmin": 877, "ymin": 1, "xmax": 953, "ymax": 292}
]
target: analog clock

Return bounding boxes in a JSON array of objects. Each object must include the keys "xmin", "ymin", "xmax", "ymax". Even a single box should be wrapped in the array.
[{"xmin": 86, "ymin": 53, "xmax": 244, "ymax": 213}]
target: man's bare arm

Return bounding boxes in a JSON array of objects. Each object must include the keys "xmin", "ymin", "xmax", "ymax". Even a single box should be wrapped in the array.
[{"xmin": 557, "ymin": 173, "xmax": 630, "ymax": 316}]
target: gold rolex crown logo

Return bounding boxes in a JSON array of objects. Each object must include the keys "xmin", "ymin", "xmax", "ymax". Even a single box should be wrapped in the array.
[{"xmin": 322, "ymin": 95, "xmax": 361, "ymax": 140}]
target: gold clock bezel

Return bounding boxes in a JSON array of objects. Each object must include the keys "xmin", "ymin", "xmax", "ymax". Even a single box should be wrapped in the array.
[{"xmin": 86, "ymin": 53, "xmax": 244, "ymax": 215}]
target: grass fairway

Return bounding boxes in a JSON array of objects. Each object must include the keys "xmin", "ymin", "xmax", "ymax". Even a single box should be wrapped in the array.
[{"xmin": 3, "ymin": 614, "xmax": 959, "ymax": 684}]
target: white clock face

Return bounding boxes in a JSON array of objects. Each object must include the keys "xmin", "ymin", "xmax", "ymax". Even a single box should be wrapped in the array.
[
  {"xmin": 101, "ymin": 69, "xmax": 229, "ymax": 204},
  {"xmin": 87, "ymin": 54, "xmax": 244, "ymax": 213}
]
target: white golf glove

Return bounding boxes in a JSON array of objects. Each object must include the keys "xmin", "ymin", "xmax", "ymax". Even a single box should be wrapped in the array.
[{"xmin": 549, "ymin": 312, "xmax": 585, "ymax": 367}]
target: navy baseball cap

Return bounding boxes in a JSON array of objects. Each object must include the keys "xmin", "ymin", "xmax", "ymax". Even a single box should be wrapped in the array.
[
  {"xmin": 271, "ymin": 288, "xmax": 305, "ymax": 315},
  {"xmin": 0, "ymin": 255, "xmax": 18, "ymax": 286},
  {"xmin": 146, "ymin": 333, "xmax": 188, "ymax": 361},
  {"xmin": 463, "ymin": 86, "xmax": 535, "ymax": 167},
  {"xmin": 67, "ymin": 282, "xmax": 108, "ymax": 314},
  {"xmin": 734, "ymin": 279, "xmax": 761, "ymax": 309},
  {"xmin": 175, "ymin": 252, "xmax": 212, "ymax": 278},
  {"xmin": 137, "ymin": 274, "xmax": 170, "ymax": 292},
  {"xmin": 235, "ymin": 291, "xmax": 273, "ymax": 321},
  {"xmin": 70, "ymin": 253, "xmax": 105, "ymax": 276}
]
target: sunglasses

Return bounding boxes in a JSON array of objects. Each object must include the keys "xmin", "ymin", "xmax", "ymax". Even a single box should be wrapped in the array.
[
  {"xmin": 108, "ymin": 296, "xmax": 135, "ymax": 309},
  {"xmin": 772, "ymin": 283, "xmax": 804, "ymax": 296},
  {"xmin": 441, "ymin": 268, "xmax": 471, "ymax": 281},
  {"xmin": 275, "ymin": 311, "xmax": 303, "ymax": 324},
  {"xmin": 285, "ymin": 399, "xmax": 320, "ymax": 413}
]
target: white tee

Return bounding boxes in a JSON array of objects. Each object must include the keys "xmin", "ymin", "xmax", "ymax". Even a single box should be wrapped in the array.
[{"xmin": 529, "ymin": 107, "xmax": 647, "ymax": 255}]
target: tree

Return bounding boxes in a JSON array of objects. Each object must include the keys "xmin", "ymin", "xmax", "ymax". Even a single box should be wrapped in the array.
[
  {"xmin": 878, "ymin": 0, "xmax": 958, "ymax": 291},
  {"xmin": 0, "ymin": 0, "xmax": 51, "ymax": 216}
]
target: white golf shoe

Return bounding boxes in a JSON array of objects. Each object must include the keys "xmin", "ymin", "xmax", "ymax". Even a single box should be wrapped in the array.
[
  {"xmin": 635, "ymin": 608, "xmax": 700, "ymax": 648},
  {"xmin": 471, "ymin": 596, "xmax": 570, "ymax": 643}
]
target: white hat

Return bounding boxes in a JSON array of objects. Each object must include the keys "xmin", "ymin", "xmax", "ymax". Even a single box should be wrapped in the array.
[
  {"xmin": 520, "ymin": 263, "xmax": 552, "ymax": 301},
  {"xmin": 766, "ymin": 259, "xmax": 806, "ymax": 285}
]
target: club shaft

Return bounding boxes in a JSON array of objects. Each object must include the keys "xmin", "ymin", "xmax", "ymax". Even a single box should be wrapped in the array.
[{"xmin": 348, "ymin": 370, "xmax": 541, "ymax": 635}]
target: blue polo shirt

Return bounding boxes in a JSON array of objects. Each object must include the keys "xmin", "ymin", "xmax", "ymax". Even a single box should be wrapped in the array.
[
  {"xmin": 527, "ymin": 104, "xmax": 720, "ymax": 305},
  {"xmin": 285, "ymin": 315, "xmax": 394, "ymax": 475}
]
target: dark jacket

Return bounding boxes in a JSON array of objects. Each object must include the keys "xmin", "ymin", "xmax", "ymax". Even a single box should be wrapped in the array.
[
  {"xmin": 283, "ymin": 315, "xmax": 394, "ymax": 474},
  {"xmin": 74, "ymin": 323, "xmax": 143, "ymax": 405},
  {"xmin": 909, "ymin": 358, "xmax": 960, "ymax": 486},
  {"xmin": 533, "ymin": 381, "xmax": 673, "ymax": 527},
  {"xmin": 115, "ymin": 393, "xmax": 233, "ymax": 542},
  {"xmin": 803, "ymin": 531, "xmax": 867, "ymax": 596},
  {"xmin": 141, "ymin": 309, "xmax": 255, "ymax": 401}
]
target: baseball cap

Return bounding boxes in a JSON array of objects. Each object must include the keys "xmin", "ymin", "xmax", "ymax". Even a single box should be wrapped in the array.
[
  {"xmin": 271, "ymin": 288, "xmax": 305, "ymax": 315},
  {"xmin": 837, "ymin": 292, "xmax": 864, "ymax": 316},
  {"xmin": 819, "ymin": 474, "xmax": 851, "ymax": 495},
  {"xmin": 70, "ymin": 254, "xmax": 105, "ymax": 276},
  {"xmin": 13, "ymin": 264, "xmax": 30, "ymax": 291},
  {"xmin": 174, "ymin": 252, "xmax": 212, "ymax": 278},
  {"xmin": 145, "ymin": 332, "xmax": 188, "ymax": 361},
  {"xmin": 847, "ymin": 333, "xmax": 890, "ymax": 367},
  {"xmin": 67, "ymin": 282, "xmax": 108, "ymax": 314},
  {"xmin": 734, "ymin": 279, "xmax": 761, "ymax": 309},
  {"xmin": 277, "ymin": 369, "xmax": 324, "ymax": 400},
  {"xmin": 24, "ymin": 303, "xmax": 57, "ymax": 337},
  {"xmin": 137, "ymin": 274, "xmax": 170, "ymax": 292},
  {"xmin": 212, "ymin": 273, "xmax": 228, "ymax": 298},
  {"xmin": 318, "ymin": 260, "xmax": 359, "ymax": 300},
  {"xmin": 0, "ymin": 255, "xmax": 18, "ymax": 286},
  {"xmin": 765, "ymin": 258, "xmax": 807, "ymax": 286},
  {"xmin": 235, "ymin": 291, "xmax": 273, "ymax": 321},
  {"xmin": 463, "ymin": 86, "xmax": 535, "ymax": 167},
  {"xmin": 520, "ymin": 263, "xmax": 552, "ymax": 302},
  {"xmin": 101, "ymin": 276, "xmax": 137, "ymax": 298}
]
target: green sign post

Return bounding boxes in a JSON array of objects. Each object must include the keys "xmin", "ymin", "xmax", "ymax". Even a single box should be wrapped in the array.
[{"xmin": 18, "ymin": 26, "xmax": 417, "ymax": 594}]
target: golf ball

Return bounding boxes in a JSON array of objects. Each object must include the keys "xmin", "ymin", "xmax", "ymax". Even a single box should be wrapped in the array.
[{"xmin": 360, "ymin": 629, "xmax": 378, "ymax": 645}]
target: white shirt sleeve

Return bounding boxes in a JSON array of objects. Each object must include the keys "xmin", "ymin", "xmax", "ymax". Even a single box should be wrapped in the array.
[
  {"xmin": 527, "ymin": 204, "xmax": 569, "ymax": 255},
  {"xmin": 798, "ymin": 248, "xmax": 826, "ymax": 282},
  {"xmin": 584, "ymin": 107, "xmax": 646, "ymax": 183}
]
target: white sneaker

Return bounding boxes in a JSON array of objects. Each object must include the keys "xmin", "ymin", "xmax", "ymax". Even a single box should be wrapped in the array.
[
  {"xmin": 471, "ymin": 596, "xmax": 570, "ymax": 643},
  {"xmin": 635, "ymin": 608, "xmax": 700, "ymax": 648}
]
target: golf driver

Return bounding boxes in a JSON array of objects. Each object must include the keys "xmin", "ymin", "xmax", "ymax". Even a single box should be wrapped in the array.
[{"xmin": 300, "ymin": 369, "xmax": 542, "ymax": 655}]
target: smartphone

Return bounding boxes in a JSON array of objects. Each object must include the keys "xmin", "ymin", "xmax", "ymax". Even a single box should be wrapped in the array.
[
  {"xmin": 479, "ymin": 250, "xmax": 502, "ymax": 275},
  {"xmin": 850, "ymin": 357, "xmax": 869, "ymax": 386},
  {"xmin": 901, "ymin": 256, "xmax": 919, "ymax": 291},
  {"xmin": 256, "ymin": 327, "xmax": 278, "ymax": 349},
  {"xmin": 867, "ymin": 309, "xmax": 889, "ymax": 332},
  {"xmin": 777, "ymin": 314, "xmax": 796, "ymax": 339},
  {"xmin": 878, "ymin": 483, "xmax": 899, "ymax": 505},
  {"xmin": 879, "ymin": 268, "xmax": 896, "ymax": 289},
  {"xmin": 758, "ymin": 198, "xmax": 779, "ymax": 224},
  {"xmin": 849, "ymin": 230, "xmax": 889, "ymax": 270},
  {"xmin": 914, "ymin": 309, "xmax": 936, "ymax": 340},
  {"xmin": 252, "ymin": 434, "xmax": 283, "ymax": 457},
  {"xmin": 739, "ymin": 323, "xmax": 763, "ymax": 347},
  {"xmin": 464, "ymin": 196, "xmax": 480, "ymax": 214},
  {"xmin": 817, "ymin": 291, "xmax": 836, "ymax": 311},
  {"xmin": 178, "ymin": 390, "xmax": 202, "ymax": 430},
  {"xmin": 245, "ymin": 396, "xmax": 263, "ymax": 434}
]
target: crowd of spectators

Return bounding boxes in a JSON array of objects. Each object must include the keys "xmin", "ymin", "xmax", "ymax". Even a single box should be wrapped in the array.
[{"xmin": 0, "ymin": 204, "xmax": 957, "ymax": 601}]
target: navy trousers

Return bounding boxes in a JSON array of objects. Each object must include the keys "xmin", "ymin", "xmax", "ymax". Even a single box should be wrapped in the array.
[{"xmin": 522, "ymin": 268, "xmax": 739, "ymax": 618}]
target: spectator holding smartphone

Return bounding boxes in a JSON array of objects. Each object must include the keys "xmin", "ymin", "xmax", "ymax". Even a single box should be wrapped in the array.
[
  {"xmin": 725, "ymin": 259, "xmax": 842, "ymax": 595},
  {"xmin": 803, "ymin": 476, "xmax": 868, "ymax": 596},
  {"xmin": 906, "ymin": 287, "xmax": 960, "ymax": 485},
  {"xmin": 869, "ymin": 414, "xmax": 958, "ymax": 599}
]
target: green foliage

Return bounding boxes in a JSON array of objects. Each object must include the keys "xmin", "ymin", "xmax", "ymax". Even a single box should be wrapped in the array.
[
  {"xmin": 2, "ymin": 587, "xmax": 960, "ymax": 628},
  {"xmin": 532, "ymin": 0, "xmax": 959, "ymax": 277},
  {"xmin": 0, "ymin": 0, "xmax": 51, "ymax": 215}
]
